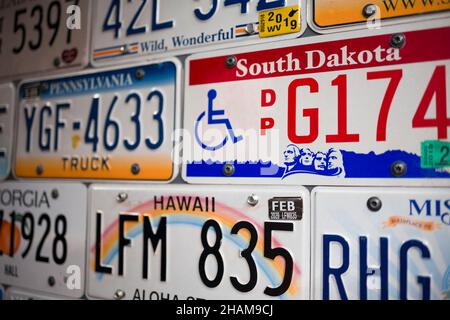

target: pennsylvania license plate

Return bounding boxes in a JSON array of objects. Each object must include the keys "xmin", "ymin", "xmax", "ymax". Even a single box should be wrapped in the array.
[
  {"xmin": 312, "ymin": 187, "xmax": 450, "ymax": 300},
  {"xmin": 15, "ymin": 60, "xmax": 180, "ymax": 181},
  {"xmin": 91, "ymin": 0, "xmax": 306, "ymax": 64},
  {"xmin": 0, "ymin": 182, "xmax": 87, "ymax": 298},
  {"xmin": 183, "ymin": 19, "xmax": 450, "ymax": 186},
  {"xmin": 0, "ymin": 0, "xmax": 90, "ymax": 80},
  {"xmin": 308, "ymin": 0, "xmax": 450, "ymax": 33},
  {"xmin": 87, "ymin": 185, "xmax": 310, "ymax": 300},
  {"xmin": 0, "ymin": 83, "xmax": 14, "ymax": 180}
]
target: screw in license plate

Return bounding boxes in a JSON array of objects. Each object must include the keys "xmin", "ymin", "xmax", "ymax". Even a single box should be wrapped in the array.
[
  {"xmin": 36, "ymin": 165, "xmax": 44, "ymax": 175},
  {"xmin": 222, "ymin": 163, "xmax": 235, "ymax": 176},
  {"xmin": 48, "ymin": 276, "xmax": 56, "ymax": 287},
  {"xmin": 135, "ymin": 69, "xmax": 145, "ymax": 80},
  {"xmin": 390, "ymin": 33, "xmax": 406, "ymax": 49},
  {"xmin": 247, "ymin": 194, "xmax": 259, "ymax": 206},
  {"xmin": 391, "ymin": 161, "xmax": 407, "ymax": 177},
  {"xmin": 116, "ymin": 192, "xmax": 128, "ymax": 203},
  {"xmin": 53, "ymin": 57, "xmax": 61, "ymax": 67},
  {"xmin": 51, "ymin": 189, "xmax": 59, "ymax": 199},
  {"xmin": 114, "ymin": 289, "xmax": 126, "ymax": 300},
  {"xmin": 225, "ymin": 55, "xmax": 237, "ymax": 68},
  {"xmin": 131, "ymin": 163, "xmax": 141, "ymax": 175},
  {"xmin": 245, "ymin": 23, "xmax": 256, "ymax": 34},
  {"xmin": 362, "ymin": 4, "xmax": 377, "ymax": 18},
  {"xmin": 367, "ymin": 197, "xmax": 382, "ymax": 212}
]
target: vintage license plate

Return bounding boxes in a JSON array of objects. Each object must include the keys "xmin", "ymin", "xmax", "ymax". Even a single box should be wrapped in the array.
[
  {"xmin": 91, "ymin": 0, "xmax": 306, "ymax": 64},
  {"xmin": 183, "ymin": 19, "xmax": 450, "ymax": 186},
  {"xmin": 0, "ymin": 83, "xmax": 14, "ymax": 180},
  {"xmin": 0, "ymin": 182, "xmax": 87, "ymax": 298},
  {"xmin": 0, "ymin": 0, "xmax": 90, "ymax": 80},
  {"xmin": 15, "ymin": 60, "xmax": 180, "ymax": 181},
  {"xmin": 308, "ymin": 0, "xmax": 450, "ymax": 33},
  {"xmin": 4, "ymin": 287, "xmax": 72, "ymax": 300},
  {"xmin": 87, "ymin": 185, "xmax": 310, "ymax": 300},
  {"xmin": 312, "ymin": 187, "xmax": 450, "ymax": 300}
]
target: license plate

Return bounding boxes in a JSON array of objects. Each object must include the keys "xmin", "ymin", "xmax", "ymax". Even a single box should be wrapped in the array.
[
  {"xmin": 15, "ymin": 60, "xmax": 180, "ymax": 181},
  {"xmin": 0, "ymin": 83, "xmax": 14, "ymax": 180},
  {"xmin": 4, "ymin": 287, "xmax": 71, "ymax": 300},
  {"xmin": 0, "ymin": 182, "xmax": 87, "ymax": 298},
  {"xmin": 312, "ymin": 187, "xmax": 450, "ymax": 300},
  {"xmin": 308, "ymin": 0, "xmax": 450, "ymax": 33},
  {"xmin": 183, "ymin": 19, "xmax": 450, "ymax": 186},
  {"xmin": 87, "ymin": 185, "xmax": 309, "ymax": 300},
  {"xmin": 0, "ymin": 0, "xmax": 90, "ymax": 80},
  {"xmin": 91, "ymin": 0, "xmax": 306, "ymax": 64}
]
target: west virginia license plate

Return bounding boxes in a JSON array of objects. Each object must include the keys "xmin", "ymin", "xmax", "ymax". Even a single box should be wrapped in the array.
[
  {"xmin": 87, "ymin": 185, "xmax": 310, "ymax": 300},
  {"xmin": 15, "ymin": 60, "xmax": 180, "ymax": 181},
  {"xmin": 0, "ymin": 83, "xmax": 14, "ymax": 180},
  {"xmin": 0, "ymin": 182, "xmax": 87, "ymax": 298},
  {"xmin": 312, "ymin": 187, "xmax": 450, "ymax": 300},
  {"xmin": 183, "ymin": 19, "xmax": 450, "ymax": 186},
  {"xmin": 91, "ymin": 0, "xmax": 306, "ymax": 64}
]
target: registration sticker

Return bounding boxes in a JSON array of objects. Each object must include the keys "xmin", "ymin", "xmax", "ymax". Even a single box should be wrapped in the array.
[
  {"xmin": 259, "ymin": 5, "xmax": 301, "ymax": 38},
  {"xmin": 421, "ymin": 140, "xmax": 450, "ymax": 169}
]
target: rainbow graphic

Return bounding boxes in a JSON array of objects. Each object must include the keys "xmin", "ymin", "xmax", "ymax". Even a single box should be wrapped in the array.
[{"xmin": 90, "ymin": 195, "xmax": 302, "ymax": 299}]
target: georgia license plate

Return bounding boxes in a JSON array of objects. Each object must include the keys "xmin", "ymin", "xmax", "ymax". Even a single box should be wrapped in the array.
[
  {"xmin": 183, "ymin": 19, "xmax": 450, "ymax": 186},
  {"xmin": 91, "ymin": 0, "xmax": 306, "ymax": 64},
  {"xmin": 87, "ymin": 185, "xmax": 310, "ymax": 300},
  {"xmin": 0, "ymin": 182, "xmax": 87, "ymax": 298},
  {"xmin": 0, "ymin": 0, "xmax": 90, "ymax": 80},
  {"xmin": 308, "ymin": 0, "xmax": 450, "ymax": 33},
  {"xmin": 4, "ymin": 287, "xmax": 70, "ymax": 300},
  {"xmin": 0, "ymin": 83, "xmax": 14, "ymax": 180},
  {"xmin": 15, "ymin": 60, "xmax": 180, "ymax": 181},
  {"xmin": 312, "ymin": 187, "xmax": 450, "ymax": 300}
]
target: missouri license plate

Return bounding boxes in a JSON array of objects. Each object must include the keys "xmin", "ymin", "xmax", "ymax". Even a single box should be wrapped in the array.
[
  {"xmin": 0, "ymin": 83, "xmax": 14, "ymax": 180},
  {"xmin": 0, "ymin": 0, "xmax": 90, "ymax": 80},
  {"xmin": 312, "ymin": 187, "xmax": 450, "ymax": 300},
  {"xmin": 15, "ymin": 60, "xmax": 180, "ymax": 181},
  {"xmin": 183, "ymin": 19, "xmax": 450, "ymax": 186},
  {"xmin": 91, "ymin": 0, "xmax": 306, "ymax": 64},
  {"xmin": 87, "ymin": 184, "xmax": 310, "ymax": 300},
  {"xmin": 0, "ymin": 182, "xmax": 87, "ymax": 298},
  {"xmin": 308, "ymin": 0, "xmax": 450, "ymax": 33}
]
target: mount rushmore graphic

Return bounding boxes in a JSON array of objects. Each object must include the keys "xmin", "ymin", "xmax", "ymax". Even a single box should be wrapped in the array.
[{"xmin": 281, "ymin": 144, "xmax": 345, "ymax": 179}]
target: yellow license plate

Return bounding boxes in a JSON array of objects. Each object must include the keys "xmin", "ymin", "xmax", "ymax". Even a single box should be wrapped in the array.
[
  {"xmin": 311, "ymin": 0, "xmax": 450, "ymax": 29},
  {"xmin": 259, "ymin": 5, "xmax": 301, "ymax": 38}
]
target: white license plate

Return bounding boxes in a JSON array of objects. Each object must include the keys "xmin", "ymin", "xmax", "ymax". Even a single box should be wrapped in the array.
[
  {"xmin": 15, "ymin": 60, "xmax": 180, "ymax": 181},
  {"xmin": 87, "ymin": 184, "xmax": 310, "ymax": 300},
  {"xmin": 91, "ymin": 0, "xmax": 306, "ymax": 64},
  {"xmin": 5, "ymin": 287, "xmax": 72, "ymax": 300},
  {"xmin": 0, "ymin": 182, "xmax": 87, "ymax": 298},
  {"xmin": 183, "ymin": 19, "xmax": 450, "ymax": 186},
  {"xmin": 0, "ymin": 83, "xmax": 14, "ymax": 180},
  {"xmin": 312, "ymin": 187, "xmax": 450, "ymax": 300},
  {"xmin": 0, "ymin": 0, "xmax": 90, "ymax": 80}
]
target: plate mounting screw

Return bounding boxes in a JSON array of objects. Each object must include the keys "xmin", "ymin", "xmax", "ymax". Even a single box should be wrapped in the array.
[
  {"xmin": 245, "ymin": 23, "xmax": 256, "ymax": 34},
  {"xmin": 131, "ymin": 163, "xmax": 140, "ymax": 175},
  {"xmin": 367, "ymin": 197, "xmax": 382, "ymax": 212},
  {"xmin": 113, "ymin": 289, "xmax": 126, "ymax": 300},
  {"xmin": 51, "ymin": 189, "xmax": 59, "ymax": 199},
  {"xmin": 48, "ymin": 276, "xmax": 56, "ymax": 287},
  {"xmin": 222, "ymin": 163, "xmax": 235, "ymax": 176},
  {"xmin": 247, "ymin": 194, "xmax": 259, "ymax": 206},
  {"xmin": 135, "ymin": 69, "xmax": 145, "ymax": 80},
  {"xmin": 117, "ymin": 192, "xmax": 128, "ymax": 203},
  {"xmin": 225, "ymin": 55, "xmax": 237, "ymax": 68},
  {"xmin": 53, "ymin": 57, "xmax": 61, "ymax": 67},
  {"xmin": 391, "ymin": 161, "xmax": 407, "ymax": 177},
  {"xmin": 36, "ymin": 165, "xmax": 44, "ymax": 175},
  {"xmin": 362, "ymin": 4, "xmax": 377, "ymax": 18},
  {"xmin": 390, "ymin": 33, "xmax": 406, "ymax": 48}
]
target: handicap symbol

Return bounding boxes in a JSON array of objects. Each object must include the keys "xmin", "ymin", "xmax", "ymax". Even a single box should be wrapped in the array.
[{"xmin": 195, "ymin": 89, "xmax": 243, "ymax": 151}]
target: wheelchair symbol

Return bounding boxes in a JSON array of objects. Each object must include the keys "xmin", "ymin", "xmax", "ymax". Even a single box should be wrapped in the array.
[{"xmin": 195, "ymin": 89, "xmax": 243, "ymax": 151}]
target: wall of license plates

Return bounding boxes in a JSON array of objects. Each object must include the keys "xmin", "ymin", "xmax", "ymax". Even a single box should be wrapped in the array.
[{"xmin": 0, "ymin": 0, "xmax": 449, "ymax": 300}]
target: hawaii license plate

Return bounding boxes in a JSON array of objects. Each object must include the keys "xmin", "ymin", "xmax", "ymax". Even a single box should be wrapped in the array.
[
  {"xmin": 0, "ymin": 0, "xmax": 90, "ymax": 80},
  {"xmin": 0, "ymin": 83, "xmax": 14, "ymax": 180},
  {"xmin": 87, "ymin": 184, "xmax": 310, "ymax": 300},
  {"xmin": 15, "ymin": 60, "xmax": 180, "ymax": 181},
  {"xmin": 183, "ymin": 19, "xmax": 450, "ymax": 186},
  {"xmin": 312, "ymin": 187, "xmax": 450, "ymax": 300},
  {"xmin": 0, "ymin": 182, "xmax": 87, "ymax": 298},
  {"xmin": 308, "ymin": 0, "xmax": 450, "ymax": 33},
  {"xmin": 91, "ymin": 0, "xmax": 306, "ymax": 64}
]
